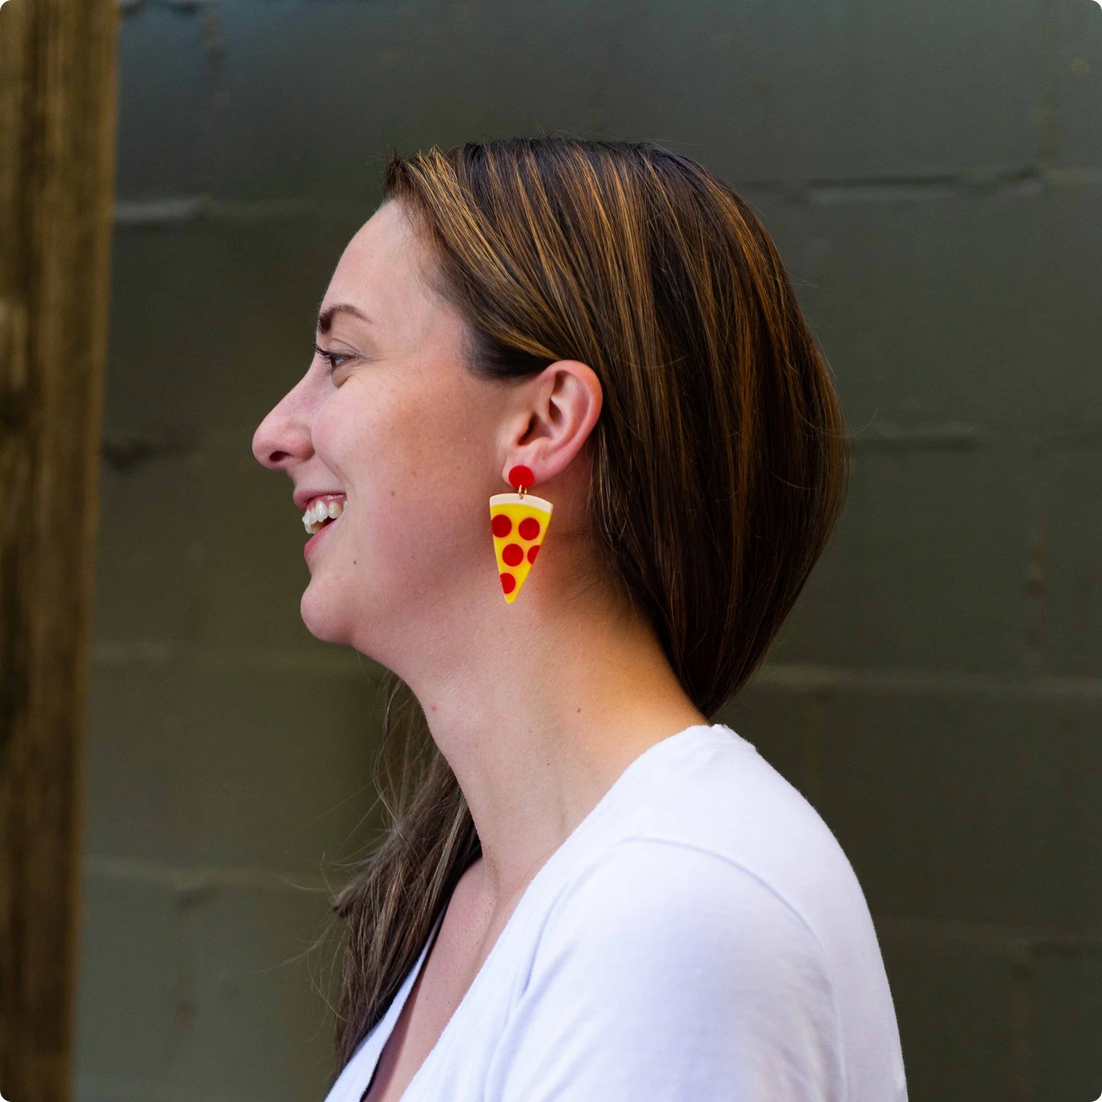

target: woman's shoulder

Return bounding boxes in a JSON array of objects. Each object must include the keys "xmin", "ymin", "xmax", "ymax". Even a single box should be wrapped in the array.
[
  {"xmin": 502, "ymin": 725, "xmax": 906, "ymax": 1102},
  {"xmin": 518, "ymin": 724, "xmax": 892, "ymax": 1025},
  {"xmin": 534, "ymin": 831, "xmax": 833, "ymax": 983},
  {"xmin": 581, "ymin": 724, "xmax": 872, "ymax": 938},
  {"xmin": 507, "ymin": 832, "xmax": 850, "ymax": 1100}
]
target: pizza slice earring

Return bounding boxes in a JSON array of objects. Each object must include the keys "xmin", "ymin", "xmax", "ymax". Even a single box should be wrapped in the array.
[{"xmin": 489, "ymin": 465, "xmax": 553, "ymax": 604}]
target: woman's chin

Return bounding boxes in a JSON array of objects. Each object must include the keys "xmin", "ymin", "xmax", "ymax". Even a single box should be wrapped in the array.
[{"xmin": 299, "ymin": 586, "xmax": 352, "ymax": 644}]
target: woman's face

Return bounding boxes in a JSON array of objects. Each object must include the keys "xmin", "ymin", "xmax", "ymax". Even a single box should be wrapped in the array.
[{"xmin": 252, "ymin": 201, "xmax": 517, "ymax": 657}]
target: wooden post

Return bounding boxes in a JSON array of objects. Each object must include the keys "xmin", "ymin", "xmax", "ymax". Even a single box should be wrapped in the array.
[{"xmin": 0, "ymin": 0, "xmax": 119, "ymax": 1098}]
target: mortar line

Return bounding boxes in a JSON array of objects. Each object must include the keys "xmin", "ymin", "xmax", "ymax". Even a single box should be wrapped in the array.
[
  {"xmin": 750, "ymin": 662, "xmax": 1102, "ymax": 700},
  {"xmin": 110, "ymin": 165, "xmax": 1102, "ymax": 228}
]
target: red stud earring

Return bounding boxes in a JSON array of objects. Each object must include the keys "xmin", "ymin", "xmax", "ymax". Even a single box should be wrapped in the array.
[{"xmin": 489, "ymin": 465, "xmax": 553, "ymax": 604}]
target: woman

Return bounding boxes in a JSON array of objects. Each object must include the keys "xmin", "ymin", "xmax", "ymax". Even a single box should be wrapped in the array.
[{"xmin": 252, "ymin": 138, "xmax": 907, "ymax": 1101}]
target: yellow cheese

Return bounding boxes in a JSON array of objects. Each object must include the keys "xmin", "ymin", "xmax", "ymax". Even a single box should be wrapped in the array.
[{"xmin": 489, "ymin": 492, "xmax": 553, "ymax": 604}]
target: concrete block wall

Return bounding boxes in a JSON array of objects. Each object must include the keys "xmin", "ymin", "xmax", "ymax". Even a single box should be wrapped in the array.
[{"xmin": 78, "ymin": 1, "xmax": 1102, "ymax": 1099}]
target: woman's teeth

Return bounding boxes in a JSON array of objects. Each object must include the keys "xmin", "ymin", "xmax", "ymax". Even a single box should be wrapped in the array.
[{"xmin": 302, "ymin": 498, "xmax": 345, "ymax": 534}]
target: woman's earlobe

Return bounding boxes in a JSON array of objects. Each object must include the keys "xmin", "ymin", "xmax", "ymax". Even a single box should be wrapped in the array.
[{"xmin": 496, "ymin": 361, "xmax": 601, "ymax": 486}]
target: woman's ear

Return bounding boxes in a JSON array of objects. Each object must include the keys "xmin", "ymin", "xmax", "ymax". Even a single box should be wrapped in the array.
[{"xmin": 499, "ymin": 360, "xmax": 603, "ymax": 485}]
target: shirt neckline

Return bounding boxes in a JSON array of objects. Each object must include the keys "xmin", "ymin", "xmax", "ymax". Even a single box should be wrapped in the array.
[
  {"xmin": 337, "ymin": 909, "xmax": 445, "ymax": 1102},
  {"xmin": 341, "ymin": 721, "xmax": 736, "ymax": 1101}
]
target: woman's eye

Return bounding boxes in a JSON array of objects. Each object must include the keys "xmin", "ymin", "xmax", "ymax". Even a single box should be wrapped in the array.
[{"xmin": 314, "ymin": 344, "xmax": 351, "ymax": 374}]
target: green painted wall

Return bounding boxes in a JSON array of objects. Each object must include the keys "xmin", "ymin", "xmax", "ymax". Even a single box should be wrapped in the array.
[{"xmin": 78, "ymin": 1, "xmax": 1102, "ymax": 1099}]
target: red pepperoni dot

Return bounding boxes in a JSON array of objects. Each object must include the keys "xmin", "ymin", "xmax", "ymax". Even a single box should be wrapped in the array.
[
  {"xmin": 527, "ymin": 544, "xmax": 539, "ymax": 564},
  {"xmin": 508, "ymin": 464, "xmax": 534, "ymax": 490},
  {"xmin": 500, "ymin": 572, "xmax": 516, "ymax": 594},
  {"xmin": 502, "ymin": 543, "xmax": 524, "ymax": 567},
  {"xmin": 518, "ymin": 516, "xmax": 541, "ymax": 540},
  {"xmin": 491, "ymin": 513, "xmax": 512, "ymax": 538}
]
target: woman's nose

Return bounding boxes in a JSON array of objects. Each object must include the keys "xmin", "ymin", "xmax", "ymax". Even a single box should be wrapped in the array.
[{"xmin": 252, "ymin": 390, "xmax": 313, "ymax": 472}]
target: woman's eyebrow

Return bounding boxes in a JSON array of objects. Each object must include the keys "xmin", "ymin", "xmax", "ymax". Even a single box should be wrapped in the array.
[{"xmin": 316, "ymin": 302, "xmax": 372, "ymax": 335}]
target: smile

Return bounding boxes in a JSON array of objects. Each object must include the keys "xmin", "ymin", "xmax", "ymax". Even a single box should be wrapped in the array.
[{"xmin": 302, "ymin": 494, "xmax": 346, "ymax": 534}]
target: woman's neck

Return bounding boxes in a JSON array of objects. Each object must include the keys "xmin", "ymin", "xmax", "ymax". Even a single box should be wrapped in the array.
[{"xmin": 401, "ymin": 584, "xmax": 707, "ymax": 910}]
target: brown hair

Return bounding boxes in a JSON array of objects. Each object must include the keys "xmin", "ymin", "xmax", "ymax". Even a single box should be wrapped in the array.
[{"xmin": 327, "ymin": 137, "xmax": 847, "ymax": 1074}]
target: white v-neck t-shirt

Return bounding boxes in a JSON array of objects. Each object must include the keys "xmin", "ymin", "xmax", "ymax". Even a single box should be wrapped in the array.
[{"xmin": 323, "ymin": 723, "xmax": 907, "ymax": 1102}]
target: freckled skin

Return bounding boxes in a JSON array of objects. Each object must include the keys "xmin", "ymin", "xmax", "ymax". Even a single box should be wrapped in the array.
[{"xmin": 251, "ymin": 203, "xmax": 515, "ymax": 668}]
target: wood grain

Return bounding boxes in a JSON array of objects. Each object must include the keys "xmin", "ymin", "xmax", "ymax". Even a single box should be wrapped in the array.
[{"xmin": 0, "ymin": 0, "xmax": 119, "ymax": 1097}]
